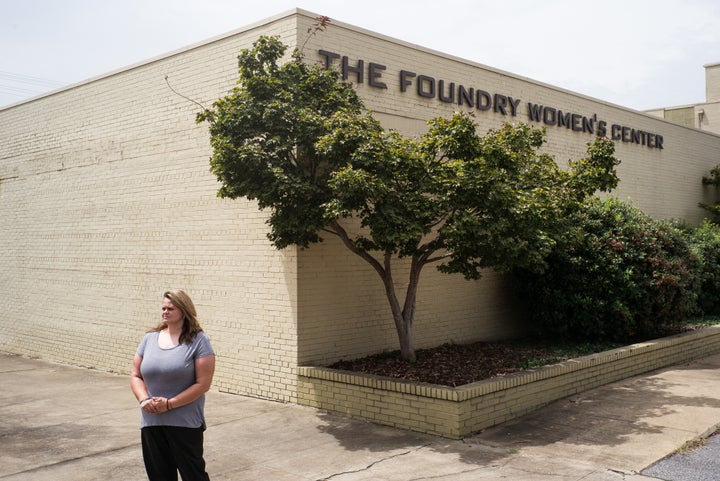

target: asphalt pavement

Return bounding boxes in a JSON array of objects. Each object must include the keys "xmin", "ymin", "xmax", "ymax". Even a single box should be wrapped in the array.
[
  {"xmin": 643, "ymin": 431, "xmax": 720, "ymax": 480},
  {"xmin": 2, "ymin": 351, "xmax": 720, "ymax": 480}
]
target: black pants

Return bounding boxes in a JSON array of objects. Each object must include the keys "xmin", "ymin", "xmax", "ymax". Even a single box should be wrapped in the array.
[{"xmin": 141, "ymin": 426, "xmax": 210, "ymax": 481}]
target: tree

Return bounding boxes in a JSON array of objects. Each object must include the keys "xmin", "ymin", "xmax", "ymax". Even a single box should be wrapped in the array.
[{"xmin": 197, "ymin": 36, "xmax": 620, "ymax": 362}]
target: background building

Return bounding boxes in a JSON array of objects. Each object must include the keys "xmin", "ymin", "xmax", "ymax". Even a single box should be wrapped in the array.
[
  {"xmin": 1, "ymin": 9, "xmax": 719, "ymax": 403},
  {"xmin": 646, "ymin": 61, "xmax": 720, "ymax": 134}
]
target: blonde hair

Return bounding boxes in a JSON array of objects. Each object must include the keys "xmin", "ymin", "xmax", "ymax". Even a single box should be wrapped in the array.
[{"xmin": 152, "ymin": 289, "xmax": 204, "ymax": 344}]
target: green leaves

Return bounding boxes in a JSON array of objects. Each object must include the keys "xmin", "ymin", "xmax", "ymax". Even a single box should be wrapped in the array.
[
  {"xmin": 700, "ymin": 163, "xmax": 720, "ymax": 223},
  {"xmin": 515, "ymin": 198, "xmax": 701, "ymax": 342},
  {"xmin": 198, "ymin": 34, "xmax": 621, "ymax": 275},
  {"xmin": 198, "ymin": 35, "xmax": 622, "ymax": 361},
  {"xmin": 197, "ymin": 36, "xmax": 365, "ymax": 248},
  {"xmin": 316, "ymin": 109, "xmax": 621, "ymax": 279}
]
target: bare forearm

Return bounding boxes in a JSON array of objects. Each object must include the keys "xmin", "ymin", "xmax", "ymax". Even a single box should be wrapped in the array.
[
  {"xmin": 168, "ymin": 382, "xmax": 211, "ymax": 409},
  {"xmin": 130, "ymin": 375, "xmax": 149, "ymax": 401}
]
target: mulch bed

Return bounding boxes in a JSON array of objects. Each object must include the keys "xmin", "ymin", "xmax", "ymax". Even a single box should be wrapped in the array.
[
  {"xmin": 329, "ymin": 341, "xmax": 585, "ymax": 387},
  {"xmin": 328, "ymin": 324, "xmax": 704, "ymax": 387}
]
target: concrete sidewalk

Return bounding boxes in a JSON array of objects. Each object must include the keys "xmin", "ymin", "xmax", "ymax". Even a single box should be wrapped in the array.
[{"xmin": 2, "ymin": 352, "xmax": 720, "ymax": 481}]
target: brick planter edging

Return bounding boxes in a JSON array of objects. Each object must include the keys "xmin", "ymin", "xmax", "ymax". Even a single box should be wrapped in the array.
[{"xmin": 297, "ymin": 326, "xmax": 720, "ymax": 438}]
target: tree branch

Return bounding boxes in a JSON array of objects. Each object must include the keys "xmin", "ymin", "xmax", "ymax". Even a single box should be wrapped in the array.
[
  {"xmin": 423, "ymin": 252, "xmax": 452, "ymax": 264},
  {"xmin": 321, "ymin": 227, "xmax": 340, "ymax": 237},
  {"xmin": 330, "ymin": 220, "xmax": 385, "ymax": 278}
]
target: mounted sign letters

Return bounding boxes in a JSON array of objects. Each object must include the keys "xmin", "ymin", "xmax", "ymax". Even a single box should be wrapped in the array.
[{"xmin": 318, "ymin": 49, "xmax": 664, "ymax": 149}]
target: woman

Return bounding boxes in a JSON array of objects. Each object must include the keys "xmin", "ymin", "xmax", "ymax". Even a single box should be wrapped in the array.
[{"xmin": 131, "ymin": 289, "xmax": 215, "ymax": 481}]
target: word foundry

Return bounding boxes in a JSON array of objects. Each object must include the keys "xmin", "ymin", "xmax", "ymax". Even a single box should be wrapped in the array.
[{"xmin": 318, "ymin": 50, "xmax": 664, "ymax": 149}]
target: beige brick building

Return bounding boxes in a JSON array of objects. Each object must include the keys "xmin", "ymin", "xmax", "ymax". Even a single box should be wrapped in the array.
[{"xmin": 2, "ymin": 9, "xmax": 720, "ymax": 404}]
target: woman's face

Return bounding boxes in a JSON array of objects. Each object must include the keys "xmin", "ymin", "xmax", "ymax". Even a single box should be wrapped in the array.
[{"xmin": 161, "ymin": 298, "xmax": 184, "ymax": 327}]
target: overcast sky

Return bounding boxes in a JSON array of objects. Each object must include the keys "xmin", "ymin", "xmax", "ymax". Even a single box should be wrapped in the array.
[{"xmin": 2, "ymin": 0, "xmax": 719, "ymax": 111}]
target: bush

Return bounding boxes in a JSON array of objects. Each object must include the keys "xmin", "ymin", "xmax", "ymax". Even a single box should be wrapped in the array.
[
  {"xmin": 687, "ymin": 220, "xmax": 720, "ymax": 315},
  {"xmin": 514, "ymin": 197, "xmax": 701, "ymax": 342},
  {"xmin": 699, "ymin": 163, "xmax": 720, "ymax": 223}
]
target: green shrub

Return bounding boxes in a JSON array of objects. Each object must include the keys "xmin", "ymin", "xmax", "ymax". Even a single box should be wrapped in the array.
[
  {"xmin": 687, "ymin": 220, "xmax": 720, "ymax": 315},
  {"xmin": 514, "ymin": 197, "xmax": 701, "ymax": 342},
  {"xmin": 700, "ymin": 163, "xmax": 720, "ymax": 224}
]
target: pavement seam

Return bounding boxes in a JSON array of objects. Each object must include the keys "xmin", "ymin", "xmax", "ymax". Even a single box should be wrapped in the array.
[
  {"xmin": 0, "ymin": 443, "xmax": 138, "ymax": 479},
  {"xmin": 0, "ymin": 368, "xmax": 39, "ymax": 374},
  {"xmin": 405, "ymin": 466, "xmax": 488, "ymax": 480}
]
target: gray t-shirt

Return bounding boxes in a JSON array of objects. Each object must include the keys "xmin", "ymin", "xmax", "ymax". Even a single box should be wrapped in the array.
[{"xmin": 136, "ymin": 331, "xmax": 214, "ymax": 429}]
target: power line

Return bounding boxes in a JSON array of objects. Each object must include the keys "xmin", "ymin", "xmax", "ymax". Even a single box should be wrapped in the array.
[
  {"xmin": 0, "ymin": 70, "xmax": 69, "ymax": 100},
  {"xmin": 0, "ymin": 70, "xmax": 67, "ymax": 88},
  {"xmin": 0, "ymin": 85, "xmax": 43, "ymax": 96}
]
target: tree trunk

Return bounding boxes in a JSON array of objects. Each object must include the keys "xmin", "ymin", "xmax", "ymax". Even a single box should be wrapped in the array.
[
  {"xmin": 329, "ymin": 221, "xmax": 423, "ymax": 362},
  {"xmin": 379, "ymin": 252, "xmax": 424, "ymax": 362},
  {"xmin": 381, "ymin": 273, "xmax": 416, "ymax": 362},
  {"xmin": 385, "ymin": 286, "xmax": 415, "ymax": 362}
]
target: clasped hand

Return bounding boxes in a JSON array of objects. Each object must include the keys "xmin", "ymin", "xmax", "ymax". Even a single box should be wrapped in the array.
[{"xmin": 140, "ymin": 397, "xmax": 172, "ymax": 414}]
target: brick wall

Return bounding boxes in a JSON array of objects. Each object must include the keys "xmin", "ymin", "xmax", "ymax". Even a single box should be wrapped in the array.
[
  {"xmin": 302, "ymin": 18, "xmax": 720, "ymax": 223},
  {"xmin": 2, "ymin": 9, "xmax": 720, "ymax": 404},
  {"xmin": 295, "ymin": 14, "xmax": 720, "ymax": 365},
  {"xmin": 298, "ymin": 326, "xmax": 720, "ymax": 438},
  {"xmin": 0, "ymin": 12, "xmax": 302, "ymax": 402}
]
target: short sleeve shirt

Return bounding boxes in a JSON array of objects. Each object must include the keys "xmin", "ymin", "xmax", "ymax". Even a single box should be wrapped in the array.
[{"xmin": 136, "ymin": 331, "xmax": 214, "ymax": 429}]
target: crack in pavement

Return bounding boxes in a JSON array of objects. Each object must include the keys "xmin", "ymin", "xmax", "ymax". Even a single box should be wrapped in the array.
[{"xmin": 315, "ymin": 443, "xmax": 433, "ymax": 481}]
